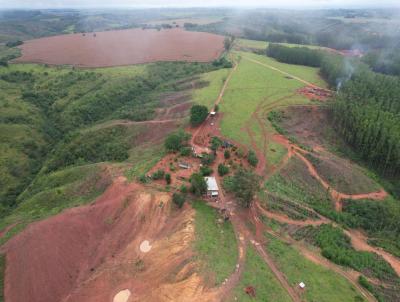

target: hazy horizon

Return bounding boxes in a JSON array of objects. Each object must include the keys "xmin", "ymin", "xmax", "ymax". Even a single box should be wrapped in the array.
[{"xmin": 1, "ymin": 0, "xmax": 400, "ymax": 9}]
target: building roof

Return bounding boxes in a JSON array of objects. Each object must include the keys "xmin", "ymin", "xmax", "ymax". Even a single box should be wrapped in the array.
[{"xmin": 205, "ymin": 177, "xmax": 219, "ymax": 191}]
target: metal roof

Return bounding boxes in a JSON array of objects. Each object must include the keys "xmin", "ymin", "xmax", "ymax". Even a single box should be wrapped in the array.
[{"xmin": 205, "ymin": 177, "xmax": 219, "ymax": 191}]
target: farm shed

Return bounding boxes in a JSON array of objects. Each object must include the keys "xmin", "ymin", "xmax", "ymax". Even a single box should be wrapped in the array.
[{"xmin": 205, "ymin": 176, "xmax": 219, "ymax": 197}]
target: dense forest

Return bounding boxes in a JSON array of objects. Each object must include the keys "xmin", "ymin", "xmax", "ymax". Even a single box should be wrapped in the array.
[{"xmin": 266, "ymin": 44, "xmax": 324, "ymax": 67}]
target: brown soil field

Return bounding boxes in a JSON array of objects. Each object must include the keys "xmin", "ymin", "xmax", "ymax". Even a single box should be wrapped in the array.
[{"xmin": 15, "ymin": 28, "xmax": 225, "ymax": 67}]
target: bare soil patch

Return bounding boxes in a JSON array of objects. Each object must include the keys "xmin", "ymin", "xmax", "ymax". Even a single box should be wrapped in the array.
[
  {"xmin": 278, "ymin": 106, "xmax": 333, "ymax": 150},
  {"xmin": 3, "ymin": 178, "xmax": 215, "ymax": 302},
  {"xmin": 15, "ymin": 28, "xmax": 225, "ymax": 67}
]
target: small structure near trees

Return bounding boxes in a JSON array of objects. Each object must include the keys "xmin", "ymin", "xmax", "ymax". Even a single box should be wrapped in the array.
[{"xmin": 205, "ymin": 176, "xmax": 219, "ymax": 197}]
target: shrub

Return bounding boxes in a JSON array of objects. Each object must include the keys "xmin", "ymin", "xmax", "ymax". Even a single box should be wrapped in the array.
[
  {"xmin": 180, "ymin": 146, "xmax": 192, "ymax": 156},
  {"xmin": 201, "ymin": 153, "xmax": 215, "ymax": 165},
  {"xmin": 180, "ymin": 185, "xmax": 188, "ymax": 193},
  {"xmin": 152, "ymin": 169, "xmax": 165, "ymax": 180},
  {"xmin": 224, "ymin": 150, "xmax": 231, "ymax": 159},
  {"xmin": 173, "ymin": 193, "xmax": 186, "ymax": 208},
  {"xmin": 210, "ymin": 136, "xmax": 222, "ymax": 151},
  {"xmin": 190, "ymin": 104, "xmax": 209, "ymax": 126},
  {"xmin": 200, "ymin": 166, "xmax": 213, "ymax": 176},
  {"xmin": 165, "ymin": 173, "xmax": 171, "ymax": 184},
  {"xmin": 190, "ymin": 173, "xmax": 207, "ymax": 196},
  {"xmin": 247, "ymin": 150, "xmax": 259, "ymax": 167},
  {"xmin": 165, "ymin": 130, "xmax": 191, "ymax": 152},
  {"xmin": 218, "ymin": 164, "xmax": 229, "ymax": 176}
]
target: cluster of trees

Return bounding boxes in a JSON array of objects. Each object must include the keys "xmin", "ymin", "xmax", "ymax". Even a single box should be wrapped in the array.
[
  {"xmin": 164, "ymin": 130, "xmax": 191, "ymax": 153},
  {"xmin": 224, "ymin": 169, "xmax": 260, "ymax": 207},
  {"xmin": 342, "ymin": 198, "xmax": 400, "ymax": 257},
  {"xmin": 295, "ymin": 224, "xmax": 397, "ymax": 281},
  {"xmin": 46, "ymin": 126, "xmax": 129, "ymax": 172},
  {"xmin": 266, "ymin": 43, "xmax": 324, "ymax": 67},
  {"xmin": 190, "ymin": 104, "xmax": 208, "ymax": 126}
]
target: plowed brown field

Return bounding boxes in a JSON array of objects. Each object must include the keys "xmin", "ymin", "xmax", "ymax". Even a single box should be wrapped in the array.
[{"xmin": 15, "ymin": 28, "xmax": 225, "ymax": 67}]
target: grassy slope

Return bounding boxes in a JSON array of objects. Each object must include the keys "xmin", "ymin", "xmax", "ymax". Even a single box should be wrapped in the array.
[
  {"xmin": 0, "ymin": 164, "xmax": 110, "ymax": 245},
  {"xmin": 266, "ymin": 234, "xmax": 366, "ymax": 302},
  {"xmin": 229, "ymin": 245, "xmax": 292, "ymax": 302},
  {"xmin": 192, "ymin": 68, "xmax": 230, "ymax": 109},
  {"xmin": 219, "ymin": 52, "xmax": 314, "ymax": 166},
  {"xmin": 192, "ymin": 201, "xmax": 238, "ymax": 285}
]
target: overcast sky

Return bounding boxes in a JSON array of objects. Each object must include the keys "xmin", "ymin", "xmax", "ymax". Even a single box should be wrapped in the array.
[{"xmin": 1, "ymin": 0, "xmax": 400, "ymax": 9}]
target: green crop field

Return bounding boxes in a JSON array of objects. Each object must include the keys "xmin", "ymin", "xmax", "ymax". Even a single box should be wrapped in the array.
[
  {"xmin": 192, "ymin": 201, "xmax": 238, "ymax": 285},
  {"xmin": 266, "ymin": 234, "xmax": 366, "ymax": 302},
  {"xmin": 229, "ymin": 245, "xmax": 292, "ymax": 302}
]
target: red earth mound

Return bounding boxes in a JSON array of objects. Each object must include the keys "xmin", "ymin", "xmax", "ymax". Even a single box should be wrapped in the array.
[
  {"xmin": 15, "ymin": 28, "xmax": 225, "ymax": 67},
  {"xmin": 3, "ymin": 177, "xmax": 210, "ymax": 302}
]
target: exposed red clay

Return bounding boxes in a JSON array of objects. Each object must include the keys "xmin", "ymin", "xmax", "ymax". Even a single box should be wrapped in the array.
[{"xmin": 15, "ymin": 28, "xmax": 225, "ymax": 67}]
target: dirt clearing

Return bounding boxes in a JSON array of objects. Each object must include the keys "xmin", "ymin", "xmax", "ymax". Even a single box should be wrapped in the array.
[{"xmin": 15, "ymin": 28, "xmax": 225, "ymax": 67}]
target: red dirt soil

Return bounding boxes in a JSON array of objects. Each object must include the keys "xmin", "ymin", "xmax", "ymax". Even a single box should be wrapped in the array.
[
  {"xmin": 3, "ymin": 177, "xmax": 213, "ymax": 302},
  {"xmin": 15, "ymin": 28, "xmax": 225, "ymax": 67}
]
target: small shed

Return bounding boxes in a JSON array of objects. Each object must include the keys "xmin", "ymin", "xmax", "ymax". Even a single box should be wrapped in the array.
[
  {"xmin": 210, "ymin": 111, "xmax": 216, "ymax": 117},
  {"xmin": 205, "ymin": 176, "xmax": 219, "ymax": 197},
  {"xmin": 299, "ymin": 282, "xmax": 306, "ymax": 289},
  {"xmin": 179, "ymin": 162, "xmax": 190, "ymax": 169}
]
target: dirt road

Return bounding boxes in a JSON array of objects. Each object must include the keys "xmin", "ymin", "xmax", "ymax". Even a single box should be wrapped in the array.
[{"xmin": 243, "ymin": 56, "xmax": 332, "ymax": 91}]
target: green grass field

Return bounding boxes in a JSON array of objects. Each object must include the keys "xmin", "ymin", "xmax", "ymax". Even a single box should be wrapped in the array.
[
  {"xmin": 192, "ymin": 200, "xmax": 238, "ymax": 285},
  {"xmin": 266, "ymin": 234, "xmax": 366, "ymax": 302},
  {"xmin": 219, "ymin": 52, "xmax": 316, "ymax": 166},
  {"xmin": 229, "ymin": 245, "xmax": 292, "ymax": 302},
  {"xmin": 236, "ymin": 39, "xmax": 326, "ymax": 51},
  {"xmin": 192, "ymin": 68, "xmax": 230, "ymax": 109}
]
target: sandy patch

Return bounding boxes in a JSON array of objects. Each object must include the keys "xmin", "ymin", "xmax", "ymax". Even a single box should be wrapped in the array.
[
  {"xmin": 113, "ymin": 289, "xmax": 131, "ymax": 302},
  {"xmin": 140, "ymin": 240, "xmax": 152, "ymax": 253}
]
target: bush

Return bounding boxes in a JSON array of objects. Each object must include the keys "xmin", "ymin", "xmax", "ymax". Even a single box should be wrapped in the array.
[
  {"xmin": 6, "ymin": 40, "xmax": 23, "ymax": 47},
  {"xmin": 173, "ymin": 193, "xmax": 186, "ymax": 208},
  {"xmin": 180, "ymin": 146, "xmax": 192, "ymax": 156},
  {"xmin": 190, "ymin": 173, "xmax": 207, "ymax": 196},
  {"xmin": 224, "ymin": 150, "xmax": 231, "ymax": 159},
  {"xmin": 190, "ymin": 104, "xmax": 209, "ymax": 126},
  {"xmin": 201, "ymin": 153, "xmax": 215, "ymax": 165},
  {"xmin": 210, "ymin": 136, "xmax": 222, "ymax": 151},
  {"xmin": 180, "ymin": 185, "xmax": 188, "ymax": 193},
  {"xmin": 165, "ymin": 130, "xmax": 191, "ymax": 152},
  {"xmin": 218, "ymin": 164, "xmax": 229, "ymax": 176},
  {"xmin": 165, "ymin": 173, "xmax": 171, "ymax": 184},
  {"xmin": 152, "ymin": 169, "xmax": 165, "ymax": 180},
  {"xmin": 200, "ymin": 166, "xmax": 213, "ymax": 176},
  {"xmin": 247, "ymin": 150, "xmax": 259, "ymax": 167}
]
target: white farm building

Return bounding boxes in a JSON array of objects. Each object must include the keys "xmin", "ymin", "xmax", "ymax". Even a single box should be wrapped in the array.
[{"xmin": 205, "ymin": 176, "xmax": 219, "ymax": 197}]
